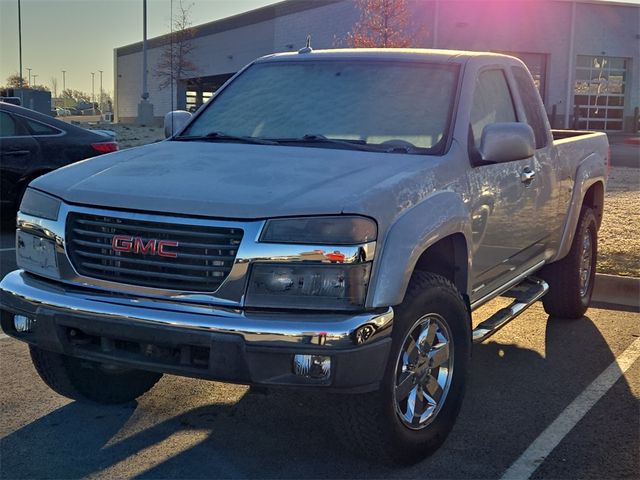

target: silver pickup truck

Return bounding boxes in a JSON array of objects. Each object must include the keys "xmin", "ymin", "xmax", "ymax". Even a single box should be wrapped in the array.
[{"xmin": 0, "ymin": 49, "xmax": 609, "ymax": 463}]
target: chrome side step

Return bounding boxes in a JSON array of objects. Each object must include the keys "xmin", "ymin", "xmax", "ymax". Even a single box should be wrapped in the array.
[{"xmin": 472, "ymin": 277, "xmax": 549, "ymax": 344}]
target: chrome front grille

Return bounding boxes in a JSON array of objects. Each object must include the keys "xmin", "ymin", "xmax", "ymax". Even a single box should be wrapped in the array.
[{"xmin": 66, "ymin": 213, "xmax": 243, "ymax": 292}]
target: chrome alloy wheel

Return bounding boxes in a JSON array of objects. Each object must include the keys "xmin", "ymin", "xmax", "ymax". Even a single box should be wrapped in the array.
[
  {"xmin": 393, "ymin": 313, "xmax": 454, "ymax": 430},
  {"xmin": 579, "ymin": 227, "xmax": 593, "ymax": 297}
]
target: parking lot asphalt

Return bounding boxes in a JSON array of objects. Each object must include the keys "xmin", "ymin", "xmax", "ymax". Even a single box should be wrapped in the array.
[{"xmin": 0, "ymin": 228, "xmax": 638, "ymax": 479}]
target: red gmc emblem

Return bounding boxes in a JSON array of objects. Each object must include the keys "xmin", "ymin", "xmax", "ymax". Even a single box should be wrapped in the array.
[{"xmin": 111, "ymin": 235, "xmax": 179, "ymax": 258}]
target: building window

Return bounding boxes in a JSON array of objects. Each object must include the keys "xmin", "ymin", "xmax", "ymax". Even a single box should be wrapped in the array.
[
  {"xmin": 186, "ymin": 90, "xmax": 214, "ymax": 112},
  {"xmin": 574, "ymin": 55, "xmax": 628, "ymax": 132},
  {"xmin": 500, "ymin": 52, "xmax": 547, "ymax": 102}
]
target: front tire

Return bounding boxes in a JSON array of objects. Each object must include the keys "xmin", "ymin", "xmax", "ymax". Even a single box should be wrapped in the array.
[
  {"xmin": 335, "ymin": 272, "xmax": 471, "ymax": 464},
  {"xmin": 541, "ymin": 207, "xmax": 597, "ymax": 319},
  {"xmin": 30, "ymin": 347, "xmax": 162, "ymax": 404}
]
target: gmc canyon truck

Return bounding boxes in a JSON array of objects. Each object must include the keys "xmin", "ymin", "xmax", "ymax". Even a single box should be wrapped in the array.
[{"xmin": 0, "ymin": 49, "xmax": 608, "ymax": 464}]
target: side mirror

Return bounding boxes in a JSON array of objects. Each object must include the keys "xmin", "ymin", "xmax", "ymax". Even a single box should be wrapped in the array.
[
  {"xmin": 164, "ymin": 110, "xmax": 192, "ymax": 138},
  {"xmin": 478, "ymin": 123, "xmax": 535, "ymax": 163}
]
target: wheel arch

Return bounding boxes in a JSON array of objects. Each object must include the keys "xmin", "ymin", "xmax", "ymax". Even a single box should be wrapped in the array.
[
  {"xmin": 368, "ymin": 191, "xmax": 472, "ymax": 309},
  {"xmin": 552, "ymin": 150, "xmax": 606, "ymax": 263},
  {"xmin": 411, "ymin": 234, "xmax": 470, "ymax": 305},
  {"xmin": 582, "ymin": 181, "xmax": 604, "ymax": 230}
]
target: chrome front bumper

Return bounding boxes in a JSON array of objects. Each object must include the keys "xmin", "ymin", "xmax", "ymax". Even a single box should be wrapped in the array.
[
  {"xmin": 0, "ymin": 270, "xmax": 393, "ymax": 391},
  {"xmin": 0, "ymin": 270, "xmax": 393, "ymax": 348}
]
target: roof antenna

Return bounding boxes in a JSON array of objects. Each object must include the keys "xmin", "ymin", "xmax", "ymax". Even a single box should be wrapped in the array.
[{"xmin": 298, "ymin": 35, "xmax": 312, "ymax": 54}]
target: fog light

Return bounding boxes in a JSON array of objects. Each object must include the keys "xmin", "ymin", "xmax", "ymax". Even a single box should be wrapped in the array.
[
  {"xmin": 354, "ymin": 324, "xmax": 377, "ymax": 344},
  {"xmin": 14, "ymin": 315, "xmax": 35, "ymax": 333},
  {"xmin": 293, "ymin": 354, "xmax": 331, "ymax": 379}
]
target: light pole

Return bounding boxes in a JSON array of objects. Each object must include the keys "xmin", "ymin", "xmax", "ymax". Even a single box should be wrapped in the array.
[
  {"xmin": 26, "ymin": 67, "xmax": 31, "ymax": 86},
  {"xmin": 137, "ymin": 0, "xmax": 153, "ymax": 125},
  {"xmin": 61, "ymin": 70, "xmax": 66, "ymax": 92},
  {"xmin": 31, "ymin": 74, "xmax": 38, "ymax": 87},
  {"xmin": 142, "ymin": 0, "xmax": 148, "ymax": 102},
  {"xmin": 98, "ymin": 70, "xmax": 103, "ymax": 112},
  {"xmin": 91, "ymin": 72, "xmax": 95, "ymax": 113},
  {"xmin": 18, "ymin": 0, "xmax": 23, "ymax": 87}
]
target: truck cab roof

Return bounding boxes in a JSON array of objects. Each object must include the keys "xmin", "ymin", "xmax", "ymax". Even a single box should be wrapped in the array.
[{"xmin": 256, "ymin": 48, "xmax": 519, "ymax": 65}]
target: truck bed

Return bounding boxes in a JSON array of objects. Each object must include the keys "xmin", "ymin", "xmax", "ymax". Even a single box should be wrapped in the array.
[{"xmin": 551, "ymin": 129, "xmax": 604, "ymax": 141}]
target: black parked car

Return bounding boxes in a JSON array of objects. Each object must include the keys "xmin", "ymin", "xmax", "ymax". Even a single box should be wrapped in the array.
[{"xmin": 0, "ymin": 102, "xmax": 118, "ymax": 223}]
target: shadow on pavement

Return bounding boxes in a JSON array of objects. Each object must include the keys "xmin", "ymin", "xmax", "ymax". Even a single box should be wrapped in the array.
[{"xmin": 0, "ymin": 315, "xmax": 636, "ymax": 479}]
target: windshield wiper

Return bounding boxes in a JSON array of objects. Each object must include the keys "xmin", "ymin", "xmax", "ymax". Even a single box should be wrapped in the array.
[
  {"xmin": 270, "ymin": 134, "xmax": 433, "ymax": 154},
  {"xmin": 175, "ymin": 131, "xmax": 278, "ymax": 145},
  {"xmin": 270, "ymin": 134, "xmax": 383, "ymax": 152}
]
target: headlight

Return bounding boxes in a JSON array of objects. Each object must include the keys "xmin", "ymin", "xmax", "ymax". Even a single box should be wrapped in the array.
[
  {"xmin": 248, "ymin": 216, "xmax": 376, "ymax": 310},
  {"xmin": 261, "ymin": 216, "xmax": 376, "ymax": 245},
  {"xmin": 20, "ymin": 189, "xmax": 61, "ymax": 220},
  {"xmin": 245, "ymin": 263, "xmax": 371, "ymax": 310}
]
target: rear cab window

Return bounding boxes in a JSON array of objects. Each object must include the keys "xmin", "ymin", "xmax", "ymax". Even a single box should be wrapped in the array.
[{"xmin": 511, "ymin": 66, "xmax": 549, "ymax": 149}]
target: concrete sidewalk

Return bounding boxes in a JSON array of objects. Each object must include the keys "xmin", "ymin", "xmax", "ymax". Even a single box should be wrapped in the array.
[{"xmin": 593, "ymin": 273, "xmax": 640, "ymax": 309}]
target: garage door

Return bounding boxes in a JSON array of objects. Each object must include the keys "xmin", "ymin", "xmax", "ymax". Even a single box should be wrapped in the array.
[{"xmin": 574, "ymin": 55, "xmax": 628, "ymax": 131}]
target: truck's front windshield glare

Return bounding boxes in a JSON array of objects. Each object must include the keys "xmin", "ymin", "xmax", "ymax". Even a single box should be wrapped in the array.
[{"xmin": 179, "ymin": 61, "xmax": 458, "ymax": 153}]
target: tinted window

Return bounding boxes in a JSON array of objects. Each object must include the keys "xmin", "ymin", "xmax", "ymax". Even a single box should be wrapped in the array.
[
  {"xmin": 511, "ymin": 66, "xmax": 548, "ymax": 148},
  {"xmin": 0, "ymin": 111, "xmax": 17, "ymax": 137},
  {"xmin": 26, "ymin": 118, "xmax": 59, "ymax": 135},
  {"xmin": 182, "ymin": 61, "xmax": 459, "ymax": 151},
  {"xmin": 470, "ymin": 70, "xmax": 516, "ymax": 147}
]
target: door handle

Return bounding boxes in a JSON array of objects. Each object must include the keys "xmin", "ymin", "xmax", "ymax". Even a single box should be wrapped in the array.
[
  {"xmin": 520, "ymin": 168, "xmax": 536, "ymax": 184},
  {"xmin": 4, "ymin": 150, "xmax": 30, "ymax": 156}
]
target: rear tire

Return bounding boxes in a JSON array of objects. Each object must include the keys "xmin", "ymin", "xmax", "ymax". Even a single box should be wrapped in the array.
[
  {"xmin": 30, "ymin": 347, "xmax": 162, "ymax": 404},
  {"xmin": 541, "ymin": 207, "xmax": 597, "ymax": 319},
  {"xmin": 334, "ymin": 272, "xmax": 471, "ymax": 464}
]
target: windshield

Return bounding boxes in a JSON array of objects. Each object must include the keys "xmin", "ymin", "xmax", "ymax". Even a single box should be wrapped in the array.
[{"xmin": 179, "ymin": 60, "xmax": 459, "ymax": 153}]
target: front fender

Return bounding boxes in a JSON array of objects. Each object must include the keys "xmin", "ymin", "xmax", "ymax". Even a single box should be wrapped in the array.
[{"xmin": 368, "ymin": 191, "xmax": 472, "ymax": 308}]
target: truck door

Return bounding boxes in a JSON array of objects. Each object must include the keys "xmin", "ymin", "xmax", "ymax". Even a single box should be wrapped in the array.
[
  {"xmin": 509, "ymin": 65, "xmax": 562, "ymax": 248},
  {"xmin": 466, "ymin": 68, "xmax": 543, "ymax": 295}
]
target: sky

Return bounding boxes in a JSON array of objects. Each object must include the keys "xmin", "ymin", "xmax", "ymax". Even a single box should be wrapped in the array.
[
  {"xmin": 1, "ymin": 0, "xmax": 639, "ymax": 96},
  {"xmin": 0, "ymin": 0, "xmax": 273, "ymax": 96}
]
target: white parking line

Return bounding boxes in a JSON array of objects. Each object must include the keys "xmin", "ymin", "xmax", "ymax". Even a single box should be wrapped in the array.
[
  {"xmin": 0, "ymin": 247, "xmax": 15, "ymax": 252},
  {"xmin": 502, "ymin": 336, "xmax": 640, "ymax": 480}
]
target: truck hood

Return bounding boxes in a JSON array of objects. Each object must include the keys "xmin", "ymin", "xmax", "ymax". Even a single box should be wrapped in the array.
[{"xmin": 31, "ymin": 140, "xmax": 432, "ymax": 220}]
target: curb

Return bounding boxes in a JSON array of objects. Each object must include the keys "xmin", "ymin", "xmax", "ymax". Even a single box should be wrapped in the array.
[{"xmin": 593, "ymin": 273, "xmax": 640, "ymax": 308}]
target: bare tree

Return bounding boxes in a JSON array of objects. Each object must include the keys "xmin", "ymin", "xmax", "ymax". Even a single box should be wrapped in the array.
[
  {"xmin": 5, "ymin": 73, "xmax": 28, "ymax": 88},
  {"xmin": 100, "ymin": 91, "xmax": 114, "ymax": 112},
  {"xmin": 50, "ymin": 77, "xmax": 58, "ymax": 97},
  {"xmin": 346, "ymin": 0, "xmax": 418, "ymax": 48},
  {"xmin": 155, "ymin": 0, "xmax": 198, "ymax": 90},
  {"xmin": 61, "ymin": 89, "xmax": 90, "ymax": 103}
]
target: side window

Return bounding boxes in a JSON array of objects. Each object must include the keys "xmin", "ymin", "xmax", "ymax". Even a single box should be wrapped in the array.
[
  {"xmin": 511, "ymin": 66, "xmax": 548, "ymax": 148},
  {"xmin": 0, "ymin": 111, "xmax": 18, "ymax": 137},
  {"xmin": 470, "ymin": 70, "xmax": 516, "ymax": 148},
  {"xmin": 25, "ymin": 118, "xmax": 59, "ymax": 135}
]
